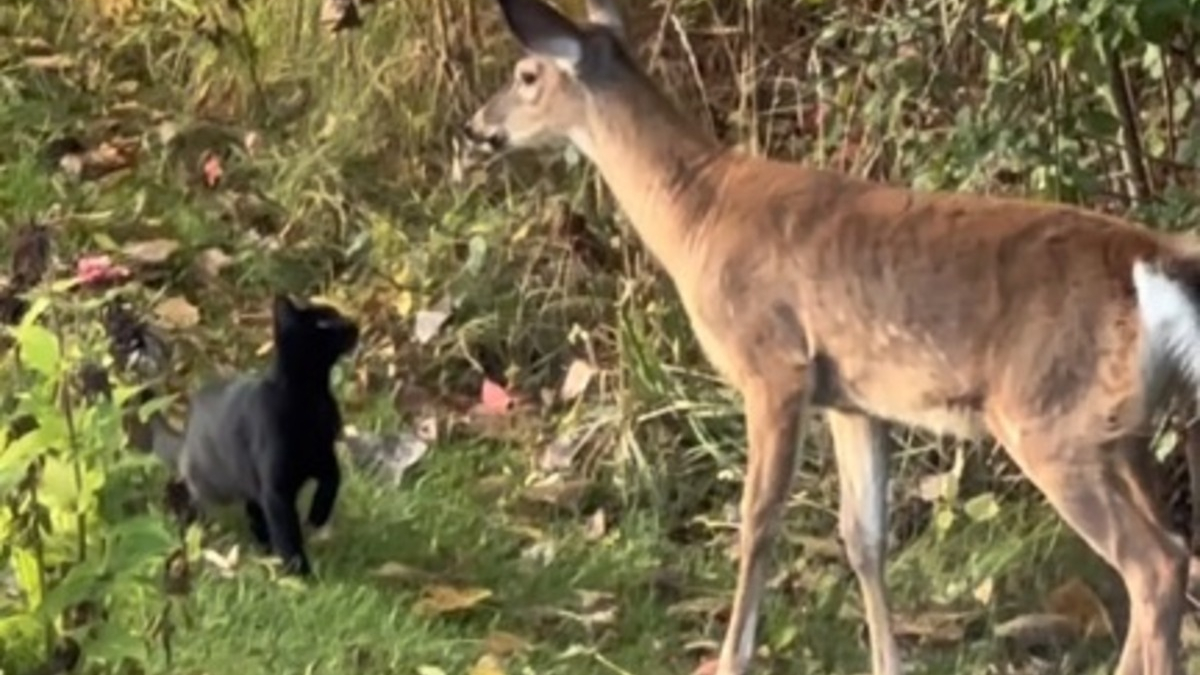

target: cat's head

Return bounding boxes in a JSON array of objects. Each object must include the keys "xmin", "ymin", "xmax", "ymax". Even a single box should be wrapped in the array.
[{"xmin": 271, "ymin": 294, "xmax": 360, "ymax": 366}]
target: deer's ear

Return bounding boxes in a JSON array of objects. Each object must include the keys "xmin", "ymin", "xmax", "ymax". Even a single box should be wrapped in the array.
[
  {"xmin": 497, "ymin": 0, "xmax": 585, "ymax": 69},
  {"xmin": 585, "ymin": 0, "xmax": 624, "ymax": 40}
]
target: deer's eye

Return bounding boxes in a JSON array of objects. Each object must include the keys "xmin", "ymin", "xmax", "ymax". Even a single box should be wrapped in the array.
[{"xmin": 518, "ymin": 69, "xmax": 538, "ymax": 86}]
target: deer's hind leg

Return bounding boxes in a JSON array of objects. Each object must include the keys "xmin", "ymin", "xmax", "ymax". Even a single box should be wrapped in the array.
[
  {"xmin": 828, "ymin": 411, "xmax": 901, "ymax": 675},
  {"xmin": 990, "ymin": 419, "xmax": 1188, "ymax": 675}
]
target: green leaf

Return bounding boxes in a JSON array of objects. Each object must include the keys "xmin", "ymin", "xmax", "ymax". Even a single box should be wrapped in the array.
[
  {"xmin": 15, "ymin": 323, "xmax": 60, "ymax": 377},
  {"xmin": 38, "ymin": 558, "xmax": 105, "ymax": 619},
  {"xmin": 16, "ymin": 295, "xmax": 51, "ymax": 329},
  {"xmin": 963, "ymin": 492, "xmax": 1001, "ymax": 523},
  {"xmin": 83, "ymin": 617, "xmax": 149, "ymax": 664},
  {"xmin": 0, "ymin": 428, "xmax": 47, "ymax": 498},
  {"xmin": 11, "ymin": 548, "xmax": 44, "ymax": 609},
  {"xmin": 104, "ymin": 516, "xmax": 174, "ymax": 573},
  {"xmin": 39, "ymin": 456, "xmax": 82, "ymax": 513}
]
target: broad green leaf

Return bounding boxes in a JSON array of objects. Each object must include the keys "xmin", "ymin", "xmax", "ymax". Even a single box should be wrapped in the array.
[
  {"xmin": 38, "ymin": 558, "xmax": 105, "ymax": 619},
  {"xmin": 16, "ymin": 295, "xmax": 50, "ymax": 330},
  {"xmin": 15, "ymin": 324, "xmax": 60, "ymax": 377},
  {"xmin": 11, "ymin": 548, "xmax": 43, "ymax": 608},
  {"xmin": 83, "ymin": 618, "xmax": 149, "ymax": 664},
  {"xmin": 105, "ymin": 516, "xmax": 173, "ymax": 573}
]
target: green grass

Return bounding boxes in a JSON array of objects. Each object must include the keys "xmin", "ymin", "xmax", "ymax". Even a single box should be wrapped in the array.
[{"xmin": 1, "ymin": 2, "xmax": 1199, "ymax": 675}]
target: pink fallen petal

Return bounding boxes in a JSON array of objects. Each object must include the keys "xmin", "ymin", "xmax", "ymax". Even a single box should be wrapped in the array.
[
  {"xmin": 75, "ymin": 255, "xmax": 131, "ymax": 286},
  {"xmin": 479, "ymin": 378, "xmax": 514, "ymax": 415}
]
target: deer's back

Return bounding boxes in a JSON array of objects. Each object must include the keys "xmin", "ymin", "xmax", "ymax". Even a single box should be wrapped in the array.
[{"xmin": 682, "ymin": 159, "xmax": 1171, "ymax": 439}]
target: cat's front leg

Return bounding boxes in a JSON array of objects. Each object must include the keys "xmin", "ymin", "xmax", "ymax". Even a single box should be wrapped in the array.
[
  {"xmin": 244, "ymin": 501, "xmax": 271, "ymax": 549},
  {"xmin": 307, "ymin": 457, "xmax": 341, "ymax": 529},
  {"xmin": 261, "ymin": 484, "xmax": 311, "ymax": 576}
]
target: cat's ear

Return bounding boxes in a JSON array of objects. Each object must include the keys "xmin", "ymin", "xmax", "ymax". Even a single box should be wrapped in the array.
[{"xmin": 272, "ymin": 293, "xmax": 299, "ymax": 334}]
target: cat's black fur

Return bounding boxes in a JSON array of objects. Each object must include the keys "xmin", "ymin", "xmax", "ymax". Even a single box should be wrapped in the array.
[{"xmin": 149, "ymin": 294, "xmax": 359, "ymax": 576}]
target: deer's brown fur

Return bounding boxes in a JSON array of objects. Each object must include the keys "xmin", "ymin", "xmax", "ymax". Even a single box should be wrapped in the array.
[{"xmin": 462, "ymin": 1, "xmax": 1199, "ymax": 673}]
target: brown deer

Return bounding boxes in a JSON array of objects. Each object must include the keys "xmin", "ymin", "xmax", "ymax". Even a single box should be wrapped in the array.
[{"xmin": 460, "ymin": 1, "xmax": 1199, "ymax": 673}]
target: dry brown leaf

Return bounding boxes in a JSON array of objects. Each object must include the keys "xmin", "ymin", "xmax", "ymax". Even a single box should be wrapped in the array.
[
  {"xmin": 972, "ymin": 577, "xmax": 995, "ymax": 606},
  {"xmin": 24, "ymin": 55, "xmax": 77, "ymax": 71},
  {"xmin": 666, "ymin": 596, "xmax": 728, "ymax": 619},
  {"xmin": 123, "ymin": 238, "xmax": 180, "ymax": 264},
  {"xmin": 195, "ymin": 247, "xmax": 233, "ymax": 279},
  {"xmin": 320, "ymin": 0, "xmax": 362, "ymax": 32},
  {"xmin": 892, "ymin": 608, "xmax": 980, "ymax": 647},
  {"xmin": 1045, "ymin": 577, "xmax": 1113, "ymax": 639},
  {"xmin": 482, "ymin": 631, "xmax": 531, "ymax": 657},
  {"xmin": 369, "ymin": 561, "xmax": 436, "ymax": 584},
  {"xmin": 154, "ymin": 296, "xmax": 200, "ymax": 329},
  {"xmin": 583, "ymin": 509, "xmax": 607, "ymax": 541},
  {"xmin": 84, "ymin": 141, "xmax": 137, "ymax": 177},
  {"xmin": 559, "ymin": 358, "xmax": 596, "ymax": 401},
  {"xmin": 521, "ymin": 477, "xmax": 590, "ymax": 509},
  {"xmin": 413, "ymin": 584, "xmax": 493, "ymax": 616},
  {"xmin": 467, "ymin": 654, "xmax": 506, "ymax": 675},
  {"xmin": 92, "ymin": 0, "xmax": 137, "ymax": 19}
]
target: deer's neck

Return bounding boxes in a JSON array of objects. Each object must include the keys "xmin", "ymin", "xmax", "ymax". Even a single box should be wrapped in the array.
[{"xmin": 577, "ymin": 84, "xmax": 728, "ymax": 281}]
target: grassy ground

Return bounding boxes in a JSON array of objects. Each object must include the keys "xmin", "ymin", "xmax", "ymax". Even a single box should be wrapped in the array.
[{"xmin": 1, "ymin": 2, "xmax": 1199, "ymax": 675}]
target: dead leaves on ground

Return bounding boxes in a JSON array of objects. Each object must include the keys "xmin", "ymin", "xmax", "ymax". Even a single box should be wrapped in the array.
[
  {"xmin": 152, "ymin": 296, "xmax": 200, "ymax": 330},
  {"xmin": 413, "ymin": 584, "xmax": 494, "ymax": 617}
]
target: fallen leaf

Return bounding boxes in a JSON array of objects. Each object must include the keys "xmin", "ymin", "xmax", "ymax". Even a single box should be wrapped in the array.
[
  {"xmin": 195, "ymin": 247, "xmax": 233, "ymax": 279},
  {"xmin": 482, "ymin": 631, "xmax": 531, "ymax": 657},
  {"xmin": 893, "ymin": 608, "xmax": 981, "ymax": 647},
  {"xmin": 416, "ymin": 666, "xmax": 446, "ymax": 675},
  {"xmin": 243, "ymin": 130, "xmax": 262, "ymax": 155},
  {"xmin": 467, "ymin": 654, "xmax": 506, "ymax": 675},
  {"xmin": 122, "ymin": 238, "xmax": 180, "ymax": 264},
  {"xmin": 521, "ymin": 476, "xmax": 590, "ymax": 509},
  {"xmin": 84, "ymin": 141, "xmax": 136, "ymax": 177},
  {"xmin": 667, "ymin": 596, "xmax": 729, "ymax": 619},
  {"xmin": 479, "ymin": 378, "xmax": 515, "ymax": 415},
  {"xmin": 577, "ymin": 589, "xmax": 614, "ymax": 611},
  {"xmin": 413, "ymin": 309, "xmax": 450, "ymax": 344},
  {"xmin": 320, "ymin": 0, "xmax": 362, "ymax": 32},
  {"xmin": 583, "ymin": 509, "xmax": 607, "ymax": 541},
  {"xmin": 24, "ymin": 54, "xmax": 77, "ymax": 71},
  {"xmin": 539, "ymin": 428, "xmax": 584, "ymax": 472},
  {"xmin": 972, "ymin": 576, "xmax": 994, "ymax": 606},
  {"xmin": 559, "ymin": 359, "xmax": 596, "ymax": 401},
  {"xmin": 1045, "ymin": 577, "xmax": 1112, "ymax": 639},
  {"xmin": 413, "ymin": 584, "xmax": 493, "ymax": 616},
  {"xmin": 369, "ymin": 561, "xmax": 436, "ymax": 584},
  {"xmin": 202, "ymin": 544, "xmax": 241, "ymax": 578},
  {"xmin": 154, "ymin": 296, "xmax": 200, "ymax": 329},
  {"xmin": 201, "ymin": 151, "xmax": 223, "ymax": 188}
]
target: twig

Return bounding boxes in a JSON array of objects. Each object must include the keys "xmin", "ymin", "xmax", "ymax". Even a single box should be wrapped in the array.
[{"xmin": 1107, "ymin": 49, "xmax": 1153, "ymax": 204}]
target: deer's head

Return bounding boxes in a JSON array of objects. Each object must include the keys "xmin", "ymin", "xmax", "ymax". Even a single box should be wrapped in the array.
[{"xmin": 461, "ymin": 0, "xmax": 629, "ymax": 162}]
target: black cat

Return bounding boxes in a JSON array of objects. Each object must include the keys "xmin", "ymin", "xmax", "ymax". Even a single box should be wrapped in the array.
[{"xmin": 148, "ymin": 294, "xmax": 359, "ymax": 576}]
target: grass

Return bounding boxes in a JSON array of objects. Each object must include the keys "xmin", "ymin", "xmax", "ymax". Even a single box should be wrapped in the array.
[{"xmin": 1, "ymin": 1, "xmax": 1198, "ymax": 675}]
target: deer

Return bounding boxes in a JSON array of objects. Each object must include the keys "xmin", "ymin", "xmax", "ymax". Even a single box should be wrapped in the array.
[{"xmin": 459, "ymin": 1, "xmax": 1199, "ymax": 673}]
